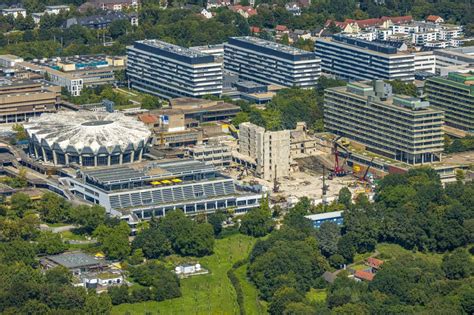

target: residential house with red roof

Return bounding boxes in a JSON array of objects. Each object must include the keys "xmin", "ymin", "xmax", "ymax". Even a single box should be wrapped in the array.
[
  {"xmin": 229, "ymin": 5, "xmax": 257, "ymax": 18},
  {"xmin": 426, "ymin": 15, "xmax": 444, "ymax": 24},
  {"xmin": 354, "ymin": 270, "xmax": 375, "ymax": 282},
  {"xmin": 250, "ymin": 26, "xmax": 261, "ymax": 34},
  {"xmin": 366, "ymin": 257, "xmax": 384, "ymax": 271},
  {"xmin": 325, "ymin": 16, "xmax": 413, "ymax": 33}
]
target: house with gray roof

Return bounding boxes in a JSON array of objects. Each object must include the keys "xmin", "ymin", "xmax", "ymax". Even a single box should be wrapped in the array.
[{"xmin": 41, "ymin": 251, "xmax": 105, "ymax": 275}]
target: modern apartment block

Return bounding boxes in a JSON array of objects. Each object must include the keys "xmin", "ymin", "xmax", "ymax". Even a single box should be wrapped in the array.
[
  {"xmin": 315, "ymin": 34, "xmax": 415, "ymax": 82},
  {"xmin": 324, "ymin": 81, "xmax": 445, "ymax": 164},
  {"xmin": 425, "ymin": 72, "xmax": 474, "ymax": 134},
  {"xmin": 234, "ymin": 122, "xmax": 291, "ymax": 181},
  {"xmin": 0, "ymin": 80, "xmax": 59, "ymax": 123},
  {"xmin": 224, "ymin": 36, "xmax": 321, "ymax": 88},
  {"xmin": 127, "ymin": 40, "xmax": 223, "ymax": 99}
]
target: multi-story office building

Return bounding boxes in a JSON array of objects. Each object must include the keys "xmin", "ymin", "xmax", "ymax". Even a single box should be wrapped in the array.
[
  {"xmin": 234, "ymin": 122, "xmax": 291, "ymax": 181},
  {"xmin": 433, "ymin": 47, "xmax": 474, "ymax": 75},
  {"xmin": 67, "ymin": 159, "xmax": 263, "ymax": 219},
  {"xmin": 324, "ymin": 81, "xmax": 445, "ymax": 164},
  {"xmin": 425, "ymin": 72, "xmax": 474, "ymax": 134},
  {"xmin": 224, "ymin": 36, "xmax": 321, "ymax": 88},
  {"xmin": 414, "ymin": 51, "xmax": 436, "ymax": 73},
  {"xmin": 0, "ymin": 80, "xmax": 59, "ymax": 123},
  {"xmin": 2, "ymin": 54, "xmax": 124, "ymax": 96},
  {"xmin": 186, "ymin": 144, "xmax": 232, "ymax": 167},
  {"xmin": 314, "ymin": 34, "xmax": 415, "ymax": 82},
  {"xmin": 127, "ymin": 40, "xmax": 223, "ymax": 99}
]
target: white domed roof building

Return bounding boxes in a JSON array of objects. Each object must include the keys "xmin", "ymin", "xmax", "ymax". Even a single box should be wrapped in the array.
[{"xmin": 25, "ymin": 111, "xmax": 151, "ymax": 167}]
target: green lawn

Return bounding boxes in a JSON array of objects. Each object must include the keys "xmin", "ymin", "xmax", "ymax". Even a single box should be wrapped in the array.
[
  {"xmin": 376, "ymin": 243, "xmax": 444, "ymax": 265},
  {"xmin": 60, "ymin": 230, "xmax": 88, "ymax": 241},
  {"xmin": 353, "ymin": 251, "xmax": 373, "ymax": 263},
  {"xmin": 234, "ymin": 263, "xmax": 267, "ymax": 314},
  {"xmin": 352, "ymin": 264, "xmax": 369, "ymax": 271},
  {"xmin": 112, "ymin": 234, "xmax": 258, "ymax": 315}
]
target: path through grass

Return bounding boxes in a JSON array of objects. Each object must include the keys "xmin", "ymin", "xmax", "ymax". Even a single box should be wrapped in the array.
[
  {"xmin": 112, "ymin": 234, "xmax": 258, "ymax": 315},
  {"xmin": 234, "ymin": 263, "xmax": 267, "ymax": 314}
]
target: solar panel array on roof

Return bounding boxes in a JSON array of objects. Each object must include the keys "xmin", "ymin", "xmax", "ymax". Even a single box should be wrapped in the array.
[
  {"xmin": 157, "ymin": 160, "xmax": 215, "ymax": 174},
  {"xmin": 84, "ymin": 166, "xmax": 147, "ymax": 183},
  {"xmin": 109, "ymin": 180, "xmax": 237, "ymax": 209},
  {"xmin": 332, "ymin": 34, "xmax": 398, "ymax": 54}
]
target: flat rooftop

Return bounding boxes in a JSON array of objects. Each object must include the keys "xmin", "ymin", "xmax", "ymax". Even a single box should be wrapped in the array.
[
  {"xmin": 82, "ymin": 159, "xmax": 216, "ymax": 185},
  {"xmin": 0, "ymin": 79, "xmax": 40, "ymax": 88},
  {"xmin": 133, "ymin": 40, "xmax": 216, "ymax": 63},
  {"xmin": 305, "ymin": 211, "xmax": 344, "ymax": 221},
  {"xmin": 317, "ymin": 35, "xmax": 411, "ymax": 57},
  {"xmin": 331, "ymin": 83, "xmax": 443, "ymax": 114},
  {"xmin": 46, "ymin": 252, "xmax": 102, "ymax": 269},
  {"xmin": 230, "ymin": 36, "xmax": 312, "ymax": 56}
]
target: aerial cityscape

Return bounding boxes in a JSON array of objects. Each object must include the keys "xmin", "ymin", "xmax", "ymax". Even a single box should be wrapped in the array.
[{"xmin": 0, "ymin": 0, "xmax": 473, "ymax": 314}]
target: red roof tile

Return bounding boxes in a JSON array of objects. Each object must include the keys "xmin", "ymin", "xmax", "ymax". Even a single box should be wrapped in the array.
[
  {"xmin": 138, "ymin": 114, "xmax": 158, "ymax": 124},
  {"xmin": 426, "ymin": 15, "xmax": 442, "ymax": 22},
  {"xmin": 276, "ymin": 25, "xmax": 288, "ymax": 32},
  {"xmin": 386, "ymin": 15, "xmax": 413, "ymax": 24},
  {"xmin": 327, "ymin": 15, "xmax": 413, "ymax": 29},
  {"xmin": 366, "ymin": 257, "xmax": 384, "ymax": 269},
  {"xmin": 250, "ymin": 26, "xmax": 261, "ymax": 33},
  {"xmin": 354, "ymin": 270, "xmax": 375, "ymax": 281}
]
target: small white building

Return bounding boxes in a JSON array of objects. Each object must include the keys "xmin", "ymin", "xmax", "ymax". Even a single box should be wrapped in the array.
[
  {"xmin": 76, "ymin": 271, "xmax": 124, "ymax": 291},
  {"xmin": 2, "ymin": 8, "xmax": 27, "ymax": 18},
  {"xmin": 45, "ymin": 5, "xmax": 70, "ymax": 15},
  {"xmin": 200, "ymin": 9, "xmax": 213, "ymax": 19},
  {"xmin": 175, "ymin": 263, "xmax": 202, "ymax": 275}
]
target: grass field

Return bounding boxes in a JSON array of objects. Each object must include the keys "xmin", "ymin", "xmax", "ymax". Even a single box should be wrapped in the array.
[
  {"xmin": 112, "ymin": 234, "xmax": 259, "ymax": 315},
  {"xmin": 60, "ymin": 230, "xmax": 88, "ymax": 241},
  {"xmin": 376, "ymin": 243, "xmax": 444, "ymax": 265},
  {"xmin": 234, "ymin": 264, "xmax": 267, "ymax": 314}
]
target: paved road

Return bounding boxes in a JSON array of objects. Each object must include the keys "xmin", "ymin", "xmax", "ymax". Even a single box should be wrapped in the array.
[{"xmin": 39, "ymin": 224, "xmax": 77, "ymax": 233}]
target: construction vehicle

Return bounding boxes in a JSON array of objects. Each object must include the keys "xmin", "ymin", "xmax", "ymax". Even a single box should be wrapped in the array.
[
  {"xmin": 329, "ymin": 136, "xmax": 351, "ymax": 179},
  {"xmin": 356, "ymin": 157, "xmax": 376, "ymax": 192}
]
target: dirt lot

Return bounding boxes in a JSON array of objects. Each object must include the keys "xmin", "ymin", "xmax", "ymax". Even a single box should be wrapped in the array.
[{"xmin": 224, "ymin": 166, "xmax": 358, "ymax": 205}]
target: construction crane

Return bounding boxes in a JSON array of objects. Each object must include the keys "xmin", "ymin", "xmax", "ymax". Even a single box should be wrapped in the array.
[
  {"xmin": 361, "ymin": 157, "xmax": 375, "ymax": 182},
  {"xmin": 329, "ymin": 136, "xmax": 350, "ymax": 178},
  {"xmin": 273, "ymin": 166, "xmax": 280, "ymax": 193},
  {"xmin": 322, "ymin": 166, "xmax": 329, "ymax": 205}
]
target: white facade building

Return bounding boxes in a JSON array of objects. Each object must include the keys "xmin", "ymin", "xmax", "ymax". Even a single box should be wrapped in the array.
[
  {"xmin": 224, "ymin": 36, "xmax": 321, "ymax": 88},
  {"xmin": 127, "ymin": 40, "xmax": 223, "ymax": 99},
  {"xmin": 236, "ymin": 122, "xmax": 291, "ymax": 181},
  {"xmin": 44, "ymin": 5, "xmax": 70, "ymax": 15},
  {"xmin": 25, "ymin": 112, "xmax": 151, "ymax": 167},
  {"xmin": 414, "ymin": 51, "xmax": 436, "ymax": 73},
  {"xmin": 1, "ymin": 8, "xmax": 27, "ymax": 18},
  {"xmin": 315, "ymin": 35, "xmax": 415, "ymax": 82}
]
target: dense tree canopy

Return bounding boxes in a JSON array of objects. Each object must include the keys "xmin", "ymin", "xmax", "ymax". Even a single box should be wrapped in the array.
[
  {"xmin": 248, "ymin": 206, "xmax": 328, "ymax": 300},
  {"xmin": 239, "ymin": 197, "xmax": 274, "ymax": 237},
  {"xmin": 132, "ymin": 210, "xmax": 214, "ymax": 258}
]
